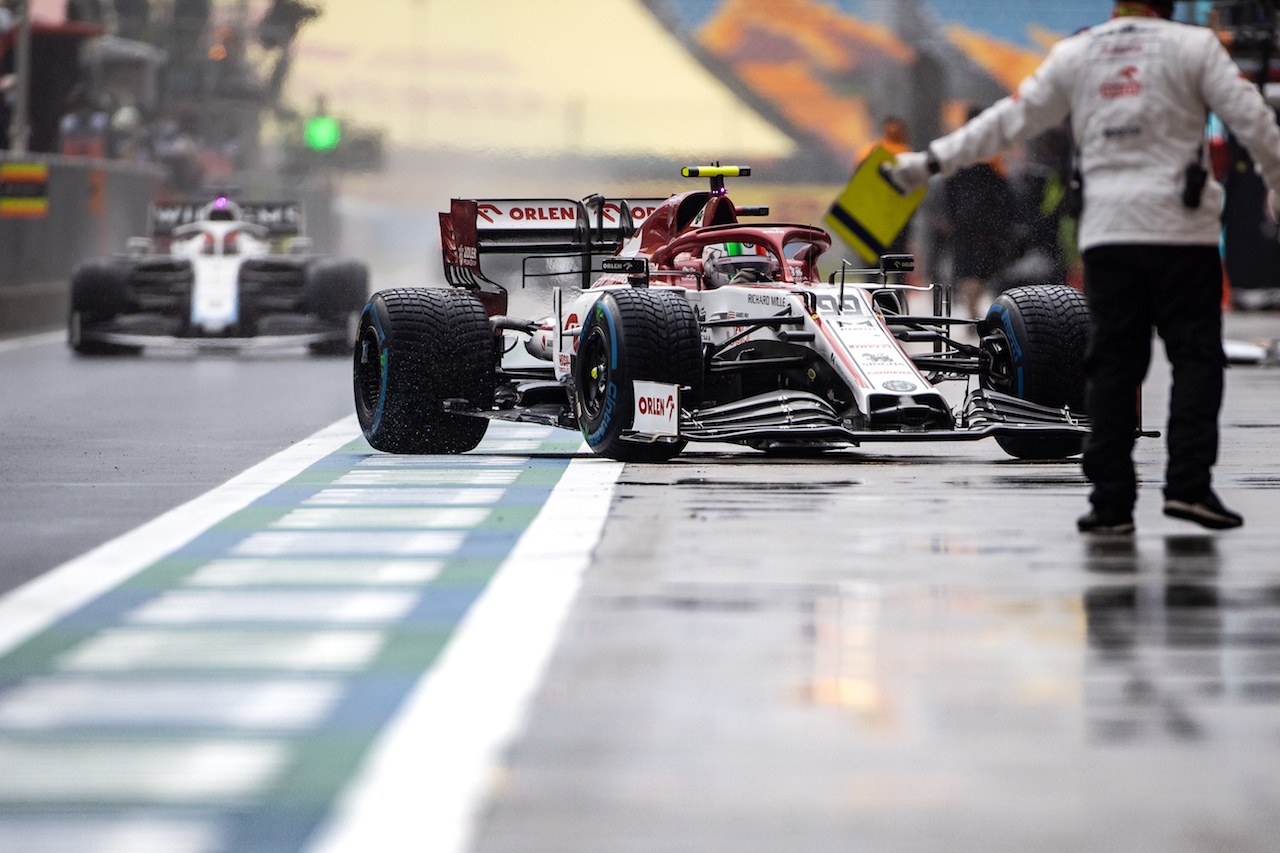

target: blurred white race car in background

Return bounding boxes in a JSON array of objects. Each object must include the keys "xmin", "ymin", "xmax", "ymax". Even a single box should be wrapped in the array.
[{"xmin": 68, "ymin": 196, "xmax": 368, "ymax": 355}]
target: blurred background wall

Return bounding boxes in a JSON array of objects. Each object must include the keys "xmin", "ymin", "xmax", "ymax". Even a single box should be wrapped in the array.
[
  {"xmin": 277, "ymin": 0, "xmax": 1121, "ymax": 289},
  {"xmin": 281, "ymin": 0, "xmax": 1123, "ymax": 174}
]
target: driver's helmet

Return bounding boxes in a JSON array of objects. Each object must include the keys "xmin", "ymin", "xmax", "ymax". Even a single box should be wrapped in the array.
[{"xmin": 702, "ymin": 242, "xmax": 778, "ymax": 288}]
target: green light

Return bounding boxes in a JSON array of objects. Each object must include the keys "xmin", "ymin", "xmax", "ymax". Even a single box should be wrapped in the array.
[{"xmin": 304, "ymin": 116, "xmax": 341, "ymax": 151}]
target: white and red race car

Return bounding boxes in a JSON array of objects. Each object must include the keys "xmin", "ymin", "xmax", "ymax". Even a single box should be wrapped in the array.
[
  {"xmin": 354, "ymin": 167, "xmax": 1089, "ymax": 460},
  {"xmin": 69, "ymin": 197, "xmax": 367, "ymax": 355}
]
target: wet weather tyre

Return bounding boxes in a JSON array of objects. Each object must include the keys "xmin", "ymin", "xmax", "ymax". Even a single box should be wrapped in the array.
[
  {"xmin": 573, "ymin": 288, "xmax": 703, "ymax": 462},
  {"xmin": 353, "ymin": 287, "xmax": 494, "ymax": 454},
  {"xmin": 980, "ymin": 284, "xmax": 1089, "ymax": 459},
  {"xmin": 306, "ymin": 259, "xmax": 369, "ymax": 356},
  {"xmin": 68, "ymin": 260, "xmax": 141, "ymax": 356}
]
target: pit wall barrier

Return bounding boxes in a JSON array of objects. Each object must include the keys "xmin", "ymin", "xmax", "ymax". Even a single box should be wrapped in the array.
[
  {"xmin": 0, "ymin": 154, "xmax": 165, "ymax": 288},
  {"xmin": 0, "ymin": 154, "xmax": 164, "ymax": 335}
]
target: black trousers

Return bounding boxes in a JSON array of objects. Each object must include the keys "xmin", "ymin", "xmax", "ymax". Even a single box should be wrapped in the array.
[{"xmin": 1081, "ymin": 244, "xmax": 1225, "ymax": 512}]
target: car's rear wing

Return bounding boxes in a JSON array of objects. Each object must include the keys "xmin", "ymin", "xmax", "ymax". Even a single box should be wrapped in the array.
[
  {"xmin": 440, "ymin": 196, "xmax": 667, "ymax": 290},
  {"xmin": 148, "ymin": 201, "xmax": 305, "ymax": 238}
]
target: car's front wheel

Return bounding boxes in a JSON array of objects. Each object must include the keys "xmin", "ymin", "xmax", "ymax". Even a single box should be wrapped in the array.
[
  {"xmin": 68, "ymin": 260, "xmax": 141, "ymax": 356},
  {"xmin": 573, "ymin": 288, "xmax": 703, "ymax": 462},
  {"xmin": 980, "ymin": 284, "xmax": 1089, "ymax": 459}
]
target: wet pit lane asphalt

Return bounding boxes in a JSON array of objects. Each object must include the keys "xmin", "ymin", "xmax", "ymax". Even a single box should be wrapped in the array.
[
  {"xmin": 0, "ymin": 334, "xmax": 355, "ymax": 595},
  {"xmin": 469, "ymin": 312, "xmax": 1280, "ymax": 853},
  {"xmin": 1, "ymin": 310, "xmax": 1278, "ymax": 852}
]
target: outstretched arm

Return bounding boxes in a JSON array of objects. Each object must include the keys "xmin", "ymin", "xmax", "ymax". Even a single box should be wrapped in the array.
[{"xmin": 887, "ymin": 42, "xmax": 1074, "ymax": 193}]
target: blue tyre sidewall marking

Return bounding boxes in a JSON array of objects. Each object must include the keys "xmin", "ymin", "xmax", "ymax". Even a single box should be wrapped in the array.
[
  {"xmin": 995, "ymin": 305, "xmax": 1025, "ymax": 399},
  {"xmin": 605, "ymin": 298, "xmax": 618, "ymax": 370},
  {"xmin": 585, "ymin": 297, "xmax": 620, "ymax": 448}
]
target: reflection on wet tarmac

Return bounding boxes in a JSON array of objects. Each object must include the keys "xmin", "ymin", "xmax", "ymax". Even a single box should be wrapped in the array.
[
  {"xmin": 800, "ymin": 534, "xmax": 1280, "ymax": 749},
  {"xmin": 1085, "ymin": 536, "xmax": 1280, "ymax": 743},
  {"xmin": 805, "ymin": 582, "xmax": 1087, "ymax": 731}
]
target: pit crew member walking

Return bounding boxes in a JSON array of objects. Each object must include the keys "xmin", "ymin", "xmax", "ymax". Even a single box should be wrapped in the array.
[{"xmin": 887, "ymin": 0, "xmax": 1280, "ymax": 533}]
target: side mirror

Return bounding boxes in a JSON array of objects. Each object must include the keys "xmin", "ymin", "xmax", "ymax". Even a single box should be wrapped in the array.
[
  {"xmin": 880, "ymin": 254, "xmax": 914, "ymax": 274},
  {"xmin": 602, "ymin": 256, "xmax": 649, "ymax": 288}
]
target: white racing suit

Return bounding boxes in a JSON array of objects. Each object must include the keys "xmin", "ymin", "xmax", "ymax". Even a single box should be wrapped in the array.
[{"xmin": 927, "ymin": 14, "xmax": 1280, "ymax": 517}]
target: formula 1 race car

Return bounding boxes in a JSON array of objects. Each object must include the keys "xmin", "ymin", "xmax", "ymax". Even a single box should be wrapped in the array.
[
  {"xmin": 68, "ymin": 197, "xmax": 368, "ymax": 355},
  {"xmin": 353, "ymin": 166, "xmax": 1090, "ymax": 461}
]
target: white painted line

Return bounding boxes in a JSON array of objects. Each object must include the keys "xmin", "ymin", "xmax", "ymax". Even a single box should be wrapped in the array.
[
  {"xmin": 128, "ymin": 591, "xmax": 421, "ymax": 625},
  {"xmin": 303, "ymin": 487, "xmax": 506, "ymax": 507},
  {"xmin": 306, "ymin": 455, "xmax": 622, "ymax": 853},
  {"xmin": 58, "ymin": 629, "xmax": 386, "ymax": 672},
  {"xmin": 0, "ymin": 817, "xmax": 223, "ymax": 853},
  {"xmin": 231, "ymin": 530, "xmax": 466, "ymax": 557},
  {"xmin": 0, "ymin": 740, "xmax": 288, "ymax": 802},
  {"xmin": 356, "ymin": 456, "xmax": 530, "ymax": 468},
  {"xmin": 480, "ymin": 441, "xmax": 545, "ymax": 452},
  {"xmin": 0, "ymin": 678, "xmax": 343, "ymax": 730},
  {"xmin": 0, "ymin": 330, "xmax": 64, "ymax": 354},
  {"xmin": 187, "ymin": 559, "xmax": 443, "ymax": 587},
  {"xmin": 0, "ymin": 415, "xmax": 363, "ymax": 659},
  {"xmin": 483, "ymin": 426, "xmax": 554, "ymax": 438},
  {"xmin": 336, "ymin": 469, "xmax": 522, "ymax": 486},
  {"xmin": 271, "ymin": 507, "xmax": 490, "ymax": 530}
]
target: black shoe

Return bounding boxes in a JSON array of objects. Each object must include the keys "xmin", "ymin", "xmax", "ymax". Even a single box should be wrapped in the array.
[
  {"xmin": 1077, "ymin": 509, "xmax": 1135, "ymax": 534},
  {"xmin": 1163, "ymin": 491, "xmax": 1243, "ymax": 530}
]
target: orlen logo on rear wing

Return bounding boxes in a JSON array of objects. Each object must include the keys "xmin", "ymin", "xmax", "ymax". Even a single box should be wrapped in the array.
[
  {"xmin": 148, "ymin": 201, "xmax": 304, "ymax": 237},
  {"xmin": 474, "ymin": 200, "xmax": 583, "ymax": 231},
  {"xmin": 451, "ymin": 198, "xmax": 667, "ymax": 240}
]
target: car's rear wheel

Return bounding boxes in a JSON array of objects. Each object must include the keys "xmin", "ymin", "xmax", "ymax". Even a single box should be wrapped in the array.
[
  {"xmin": 980, "ymin": 284, "xmax": 1089, "ymax": 459},
  {"xmin": 573, "ymin": 288, "xmax": 703, "ymax": 462},
  {"xmin": 354, "ymin": 287, "xmax": 494, "ymax": 454}
]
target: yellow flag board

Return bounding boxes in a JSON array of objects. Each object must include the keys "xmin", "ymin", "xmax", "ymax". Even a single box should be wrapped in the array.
[
  {"xmin": 825, "ymin": 145, "xmax": 926, "ymax": 264},
  {"xmin": 0, "ymin": 162, "xmax": 50, "ymax": 219}
]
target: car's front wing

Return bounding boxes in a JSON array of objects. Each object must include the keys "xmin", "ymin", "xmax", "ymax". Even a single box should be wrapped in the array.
[
  {"xmin": 671, "ymin": 387, "xmax": 1089, "ymax": 445},
  {"xmin": 449, "ymin": 386, "xmax": 1090, "ymax": 447},
  {"xmin": 75, "ymin": 328, "xmax": 345, "ymax": 352}
]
